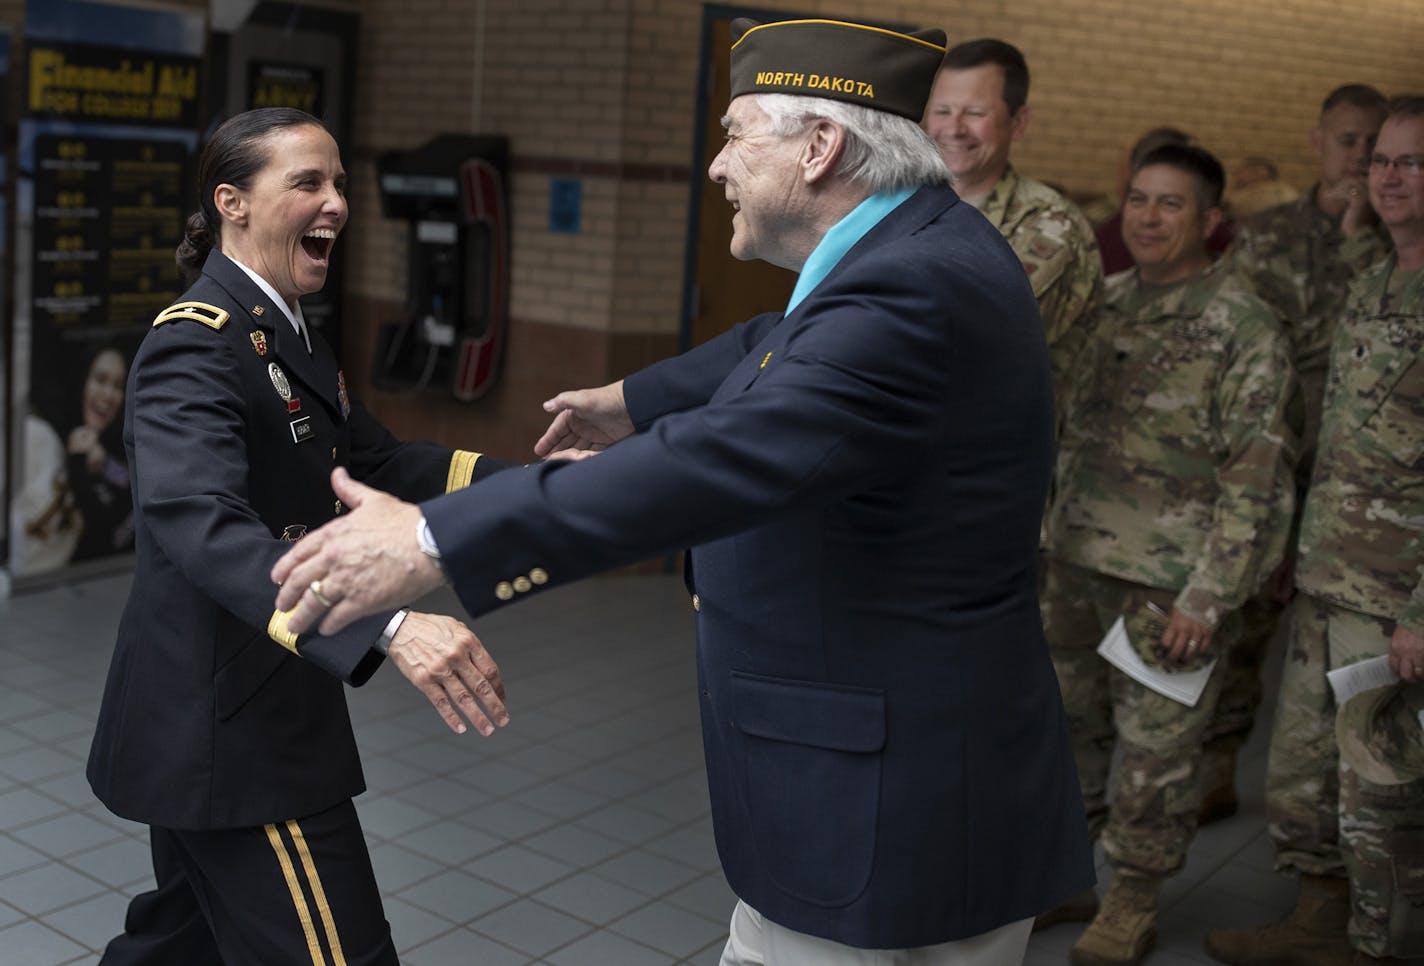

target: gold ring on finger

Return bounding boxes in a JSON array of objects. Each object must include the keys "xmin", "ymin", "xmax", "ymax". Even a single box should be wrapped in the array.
[{"xmin": 309, "ymin": 580, "xmax": 334, "ymax": 608}]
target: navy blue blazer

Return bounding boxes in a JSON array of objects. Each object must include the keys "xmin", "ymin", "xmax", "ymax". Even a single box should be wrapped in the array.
[
  {"xmin": 422, "ymin": 184, "xmax": 1094, "ymax": 947},
  {"xmin": 87, "ymin": 250, "xmax": 509, "ymax": 830}
]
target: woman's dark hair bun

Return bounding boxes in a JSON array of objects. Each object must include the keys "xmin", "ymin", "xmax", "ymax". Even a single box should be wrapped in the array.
[{"xmin": 175, "ymin": 210, "xmax": 212, "ymax": 283}]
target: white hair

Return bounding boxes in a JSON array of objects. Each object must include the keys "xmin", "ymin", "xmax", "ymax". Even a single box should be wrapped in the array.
[{"xmin": 755, "ymin": 93, "xmax": 950, "ymax": 194}]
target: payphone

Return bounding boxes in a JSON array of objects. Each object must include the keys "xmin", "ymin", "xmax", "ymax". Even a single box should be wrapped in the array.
[{"xmin": 373, "ymin": 134, "xmax": 509, "ymax": 400}]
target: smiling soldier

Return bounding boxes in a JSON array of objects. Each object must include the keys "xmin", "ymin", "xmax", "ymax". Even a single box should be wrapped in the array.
[
  {"xmin": 1040, "ymin": 143, "xmax": 1298, "ymax": 964},
  {"xmin": 87, "ymin": 109, "xmax": 513, "ymax": 966}
]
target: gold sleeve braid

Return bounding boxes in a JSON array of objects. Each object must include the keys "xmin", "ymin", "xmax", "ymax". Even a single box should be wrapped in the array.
[
  {"xmin": 446, "ymin": 450, "xmax": 483, "ymax": 493},
  {"xmin": 267, "ymin": 610, "xmax": 300, "ymax": 653}
]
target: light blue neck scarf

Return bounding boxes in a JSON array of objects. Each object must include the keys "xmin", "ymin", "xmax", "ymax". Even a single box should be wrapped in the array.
[{"xmin": 786, "ymin": 188, "xmax": 915, "ymax": 315}]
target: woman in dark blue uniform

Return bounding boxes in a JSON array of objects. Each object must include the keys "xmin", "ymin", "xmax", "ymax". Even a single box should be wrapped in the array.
[{"xmin": 87, "ymin": 108, "xmax": 512, "ymax": 966}]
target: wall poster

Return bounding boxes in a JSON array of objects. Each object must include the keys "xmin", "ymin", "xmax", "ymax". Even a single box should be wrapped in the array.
[{"xmin": 7, "ymin": 0, "xmax": 203, "ymax": 583}]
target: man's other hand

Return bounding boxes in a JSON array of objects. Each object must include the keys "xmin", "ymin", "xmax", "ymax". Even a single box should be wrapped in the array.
[{"xmin": 533, "ymin": 381, "xmax": 634, "ymax": 457}]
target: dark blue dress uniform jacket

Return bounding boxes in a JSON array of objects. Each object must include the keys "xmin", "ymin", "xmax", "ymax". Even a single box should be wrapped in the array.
[
  {"xmin": 87, "ymin": 250, "xmax": 507, "ymax": 831},
  {"xmin": 421, "ymin": 184, "xmax": 1094, "ymax": 948}
]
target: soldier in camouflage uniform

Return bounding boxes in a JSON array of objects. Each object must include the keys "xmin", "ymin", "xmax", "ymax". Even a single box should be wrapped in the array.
[
  {"xmin": 1207, "ymin": 96, "xmax": 1424, "ymax": 966},
  {"xmin": 924, "ymin": 38, "xmax": 1102, "ymax": 409},
  {"xmin": 1041, "ymin": 144, "xmax": 1298, "ymax": 966},
  {"xmin": 1201, "ymin": 87, "xmax": 1391, "ymax": 821}
]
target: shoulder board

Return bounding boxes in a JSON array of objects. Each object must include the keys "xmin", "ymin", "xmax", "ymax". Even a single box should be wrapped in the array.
[{"xmin": 152, "ymin": 301, "xmax": 230, "ymax": 330}]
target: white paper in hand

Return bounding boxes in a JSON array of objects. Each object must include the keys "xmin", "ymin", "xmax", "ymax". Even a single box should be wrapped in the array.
[
  {"xmin": 1326, "ymin": 655, "xmax": 1398, "ymax": 706},
  {"xmin": 1097, "ymin": 615, "xmax": 1218, "ymax": 708}
]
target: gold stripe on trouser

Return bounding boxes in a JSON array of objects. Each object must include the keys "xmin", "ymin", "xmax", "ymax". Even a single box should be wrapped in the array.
[
  {"xmin": 285, "ymin": 819, "xmax": 348, "ymax": 966},
  {"xmin": 266, "ymin": 826, "xmax": 348, "ymax": 966},
  {"xmin": 264, "ymin": 823, "xmax": 327, "ymax": 965}
]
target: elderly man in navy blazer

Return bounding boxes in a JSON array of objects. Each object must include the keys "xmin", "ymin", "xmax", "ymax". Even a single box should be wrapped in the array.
[{"xmin": 275, "ymin": 17, "xmax": 1093, "ymax": 964}]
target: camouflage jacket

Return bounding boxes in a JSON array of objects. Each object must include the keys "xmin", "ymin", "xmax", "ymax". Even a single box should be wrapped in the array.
[
  {"xmin": 1227, "ymin": 188, "xmax": 1388, "ymax": 449},
  {"xmin": 1046, "ymin": 259, "xmax": 1299, "ymax": 627},
  {"xmin": 1296, "ymin": 257, "xmax": 1424, "ymax": 633},
  {"xmin": 978, "ymin": 167, "xmax": 1104, "ymax": 404}
]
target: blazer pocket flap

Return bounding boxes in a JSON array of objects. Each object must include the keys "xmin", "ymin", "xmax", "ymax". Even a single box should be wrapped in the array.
[
  {"xmin": 731, "ymin": 671, "xmax": 885, "ymax": 753},
  {"xmin": 214, "ymin": 633, "xmax": 290, "ymax": 721}
]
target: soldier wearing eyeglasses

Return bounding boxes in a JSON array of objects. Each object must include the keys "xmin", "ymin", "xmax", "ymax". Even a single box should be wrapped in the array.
[
  {"xmin": 1203, "ymin": 85, "xmax": 1391, "ymax": 832},
  {"xmin": 1207, "ymin": 95, "xmax": 1424, "ymax": 966}
]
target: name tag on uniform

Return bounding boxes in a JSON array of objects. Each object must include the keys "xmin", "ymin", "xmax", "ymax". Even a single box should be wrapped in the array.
[{"xmin": 290, "ymin": 416, "xmax": 314, "ymax": 444}]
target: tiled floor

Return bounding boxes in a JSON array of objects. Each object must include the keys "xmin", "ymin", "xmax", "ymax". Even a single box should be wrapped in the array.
[{"xmin": 0, "ymin": 569, "xmax": 1387, "ymax": 965}]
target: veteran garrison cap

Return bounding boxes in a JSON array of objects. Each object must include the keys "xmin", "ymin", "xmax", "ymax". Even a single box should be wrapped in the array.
[
  {"xmin": 1336, "ymin": 682, "xmax": 1424, "ymax": 786},
  {"xmin": 729, "ymin": 18, "xmax": 947, "ymax": 121}
]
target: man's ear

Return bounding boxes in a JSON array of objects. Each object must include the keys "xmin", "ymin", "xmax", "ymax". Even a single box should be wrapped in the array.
[
  {"xmin": 1010, "ymin": 104, "xmax": 1031, "ymax": 143},
  {"xmin": 802, "ymin": 119, "xmax": 846, "ymax": 184},
  {"xmin": 1201, "ymin": 204, "xmax": 1224, "ymax": 239},
  {"xmin": 214, "ymin": 183, "xmax": 247, "ymax": 227}
]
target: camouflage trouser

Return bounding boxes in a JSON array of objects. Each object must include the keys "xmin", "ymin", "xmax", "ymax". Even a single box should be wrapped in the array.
[
  {"xmin": 1203, "ymin": 589, "xmax": 1284, "ymax": 749},
  {"xmin": 1266, "ymin": 594, "xmax": 1424, "ymax": 957},
  {"xmin": 1041, "ymin": 559, "xmax": 1231, "ymax": 878}
]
